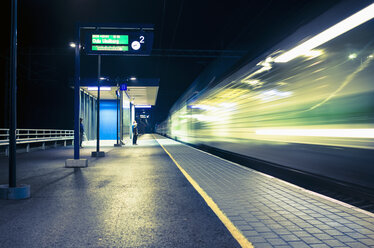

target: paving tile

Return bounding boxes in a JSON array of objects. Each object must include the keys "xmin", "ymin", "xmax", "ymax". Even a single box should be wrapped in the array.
[
  {"xmin": 367, "ymin": 234, "xmax": 374, "ymax": 239},
  {"xmin": 255, "ymin": 227, "xmax": 272, "ymax": 233},
  {"xmin": 346, "ymin": 242, "xmax": 370, "ymax": 248},
  {"xmin": 266, "ymin": 238, "xmax": 287, "ymax": 246},
  {"xmin": 300, "ymin": 236, "xmax": 323, "ymax": 244},
  {"xmin": 355, "ymin": 228, "xmax": 374, "ymax": 235},
  {"xmin": 292, "ymin": 231, "xmax": 313, "ymax": 238},
  {"xmin": 359, "ymin": 238, "xmax": 374, "ymax": 246},
  {"xmin": 305, "ymin": 227, "xmax": 324, "ymax": 234},
  {"xmin": 313, "ymin": 233, "xmax": 334, "ymax": 240},
  {"xmin": 323, "ymin": 239, "xmax": 345, "ymax": 247},
  {"xmin": 260, "ymin": 232, "xmax": 280, "ymax": 239},
  {"xmin": 332, "ymin": 235, "xmax": 356, "ymax": 243},
  {"xmin": 236, "ymin": 224, "xmax": 254, "ymax": 231},
  {"xmin": 288, "ymin": 241, "xmax": 310, "ymax": 248},
  {"xmin": 345, "ymin": 232, "xmax": 367, "ymax": 239},
  {"xmin": 323, "ymin": 229, "xmax": 344, "ymax": 236},
  {"xmin": 242, "ymin": 230, "xmax": 259, "ymax": 236},
  {"xmin": 247, "ymin": 236, "xmax": 267, "ymax": 243},
  {"xmin": 310, "ymin": 244, "xmax": 330, "ymax": 248},
  {"xmin": 252, "ymin": 242, "xmax": 273, "ymax": 248},
  {"xmin": 272, "ymin": 229, "xmax": 292, "ymax": 235}
]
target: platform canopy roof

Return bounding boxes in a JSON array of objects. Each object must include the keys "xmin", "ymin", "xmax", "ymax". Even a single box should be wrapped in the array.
[{"xmin": 79, "ymin": 78, "xmax": 159, "ymax": 106}]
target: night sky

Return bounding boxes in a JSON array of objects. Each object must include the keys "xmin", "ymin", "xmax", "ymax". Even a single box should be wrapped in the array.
[{"xmin": 1, "ymin": 0, "xmax": 341, "ymax": 130}]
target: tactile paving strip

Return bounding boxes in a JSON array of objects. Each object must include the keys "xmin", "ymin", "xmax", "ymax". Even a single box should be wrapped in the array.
[{"xmin": 156, "ymin": 137, "xmax": 374, "ymax": 248}]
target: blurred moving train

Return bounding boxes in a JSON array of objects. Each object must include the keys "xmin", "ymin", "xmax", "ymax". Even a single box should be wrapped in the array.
[{"xmin": 157, "ymin": 1, "xmax": 374, "ymax": 191}]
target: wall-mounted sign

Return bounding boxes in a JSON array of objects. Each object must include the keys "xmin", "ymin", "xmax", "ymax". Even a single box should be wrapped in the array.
[
  {"xmin": 86, "ymin": 31, "xmax": 153, "ymax": 56},
  {"xmin": 120, "ymin": 83, "xmax": 127, "ymax": 91}
]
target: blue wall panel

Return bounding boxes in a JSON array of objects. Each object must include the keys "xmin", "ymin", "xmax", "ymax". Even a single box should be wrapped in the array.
[{"xmin": 100, "ymin": 100, "xmax": 116, "ymax": 140}]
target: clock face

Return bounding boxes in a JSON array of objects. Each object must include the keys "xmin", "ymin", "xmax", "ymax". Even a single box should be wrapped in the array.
[{"xmin": 131, "ymin": 41, "xmax": 141, "ymax": 50}]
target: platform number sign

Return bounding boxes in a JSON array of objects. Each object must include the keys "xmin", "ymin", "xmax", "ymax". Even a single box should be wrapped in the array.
[{"xmin": 86, "ymin": 31, "xmax": 153, "ymax": 56}]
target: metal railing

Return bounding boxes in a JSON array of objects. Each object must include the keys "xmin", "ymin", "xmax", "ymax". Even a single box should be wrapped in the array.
[{"xmin": 0, "ymin": 128, "xmax": 74, "ymax": 155}]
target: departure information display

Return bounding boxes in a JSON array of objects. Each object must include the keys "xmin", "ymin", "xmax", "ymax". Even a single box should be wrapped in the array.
[
  {"xmin": 92, "ymin": 34, "xmax": 129, "ymax": 45},
  {"xmin": 86, "ymin": 31, "xmax": 153, "ymax": 55}
]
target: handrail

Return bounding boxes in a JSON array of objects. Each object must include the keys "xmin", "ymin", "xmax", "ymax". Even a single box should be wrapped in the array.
[
  {"xmin": 0, "ymin": 128, "xmax": 74, "ymax": 155},
  {"xmin": 0, "ymin": 128, "xmax": 74, "ymax": 143}
]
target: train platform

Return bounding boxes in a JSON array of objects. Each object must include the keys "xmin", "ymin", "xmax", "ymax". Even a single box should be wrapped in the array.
[{"xmin": 0, "ymin": 134, "xmax": 374, "ymax": 247}]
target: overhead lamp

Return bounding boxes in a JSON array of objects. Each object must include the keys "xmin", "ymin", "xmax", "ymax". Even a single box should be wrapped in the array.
[
  {"xmin": 87, "ymin": 87, "xmax": 112, "ymax": 91},
  {"xmin": 100, "ymin": 77, "xmax": 108, "ymax": 80},
  {"xmin": 130, "ymin": 77, "xmax": 137, "ymax": 81},
  {"xmin": 274, "ymin": 3, "xmax": 374, "ymax": 63},
  {"xmin": 69, "ymin": 42, "xmax": 76, "ymax": 48},
  {"xmin": 135, "ymin": 105, "xmax": 151, "ymax": 108}
]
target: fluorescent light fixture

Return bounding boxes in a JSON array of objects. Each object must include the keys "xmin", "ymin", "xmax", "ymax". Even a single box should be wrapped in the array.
[
  {"xmin": 130, "ymin": 77, "xmax": 137, "ymax": 80},
  {"xmin": 255, "ymin": 129, "xmax": 374, "ymax": 138},
  {"xmin": 69, "ymin": 42, "xmax": 76, "ymax": 48},
  {"xmin": 274, "ymin": 3, "xmax": 374, "ymax": 63},
  {"xmin": 87, "ymin": 87, "xmax": 112, "ymax": 91},
  {"xmin": 135, "ymin": 105, "xmax": 151, "ymax": 108}
]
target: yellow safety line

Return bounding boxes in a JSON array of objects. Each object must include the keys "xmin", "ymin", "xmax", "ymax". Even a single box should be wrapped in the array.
[{"xmin": 152, "ymin": 134, "xmax": 254, "ymax": 248}]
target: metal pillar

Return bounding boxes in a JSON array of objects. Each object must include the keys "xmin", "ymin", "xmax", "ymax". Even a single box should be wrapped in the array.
[
  {"xmin": 0, "ymin": 0, "xmax": 30, "ymax": 199},
  {"xmin": 114, "ymin": 88, "xmax": 122, "ymax": 147},
  {"xmin": 9, "ymin": 0, "xmax": 17, "ymax": 187},
  {"xmin": 66, "ymin": 23, "xmax": 88, "ymax": 168},
  {"xmin": 96, "ymin": 55, "xmax": 101, "ymax": 152},
  {"xmin": 92, "ymin": 55, "xmax": 105, "ymax": 156},
  {"xmin": 73, "ymin": 24, "xmax": 81, "ymax": 160}
]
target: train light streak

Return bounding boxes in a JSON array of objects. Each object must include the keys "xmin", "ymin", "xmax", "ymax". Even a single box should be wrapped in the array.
[
  {"xmin": 348, "ymin": 53, "xmax": 358, "ymax": 59},
  {"xmin": 255, "ymin": 129, "xmax": 374, "ymax": 138},
  {"xmin": 274, "ymin": 3, "xmax": 374, "ymax": 63}
]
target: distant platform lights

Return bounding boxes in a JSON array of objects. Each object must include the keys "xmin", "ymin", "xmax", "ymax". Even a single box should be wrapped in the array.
[{"xmin": 87, "ymin": 87, "xmax": 112, "ymax": 91}]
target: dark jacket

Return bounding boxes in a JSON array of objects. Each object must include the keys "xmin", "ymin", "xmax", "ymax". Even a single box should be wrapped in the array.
[{"xmin": 132, "ymin": 125, "xmax": 138, "ymax": 136}]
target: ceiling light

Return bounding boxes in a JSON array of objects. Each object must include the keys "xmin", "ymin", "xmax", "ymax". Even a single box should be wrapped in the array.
[
  {"xmin": 87, "ymin": 87, "xmax": 111, "ymax": 91},
  {"xmin": 135, "ymin": 105, "xmax": 151, "ymax": 108}
]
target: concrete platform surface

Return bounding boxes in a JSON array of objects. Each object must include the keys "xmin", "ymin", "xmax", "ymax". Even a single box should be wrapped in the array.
[{"xmin": 0, "ymin": 134, "xmax": 240, "ymax": 248}]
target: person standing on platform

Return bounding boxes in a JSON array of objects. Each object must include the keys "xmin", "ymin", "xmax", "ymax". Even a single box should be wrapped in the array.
[
  {"xmin": 80, "ymin": 118, "xmax": 84, "ymax": 148},
  {"xmin": 132, "ymin": 121, "xmax": 138, "ymax": 145}
]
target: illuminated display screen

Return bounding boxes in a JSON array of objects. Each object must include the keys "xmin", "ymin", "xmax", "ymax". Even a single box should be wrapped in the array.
[
  {"xmin": 86, "ymin": 31, "xmax": 153, "ymax": 55},
  {"xmin": 92, "ymin": 34, "xmax": 128, "ymax": 45}
]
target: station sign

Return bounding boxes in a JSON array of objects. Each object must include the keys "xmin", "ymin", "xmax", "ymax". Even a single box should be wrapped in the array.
[{"xmin": 85, "ymin": 31, "xmax": 153, "ymax": 56}]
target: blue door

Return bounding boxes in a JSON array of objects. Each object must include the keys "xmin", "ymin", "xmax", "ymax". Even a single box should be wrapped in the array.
[{"xmin": 100, "ymin": 100, "xmax": 117, "ymax": 140}]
